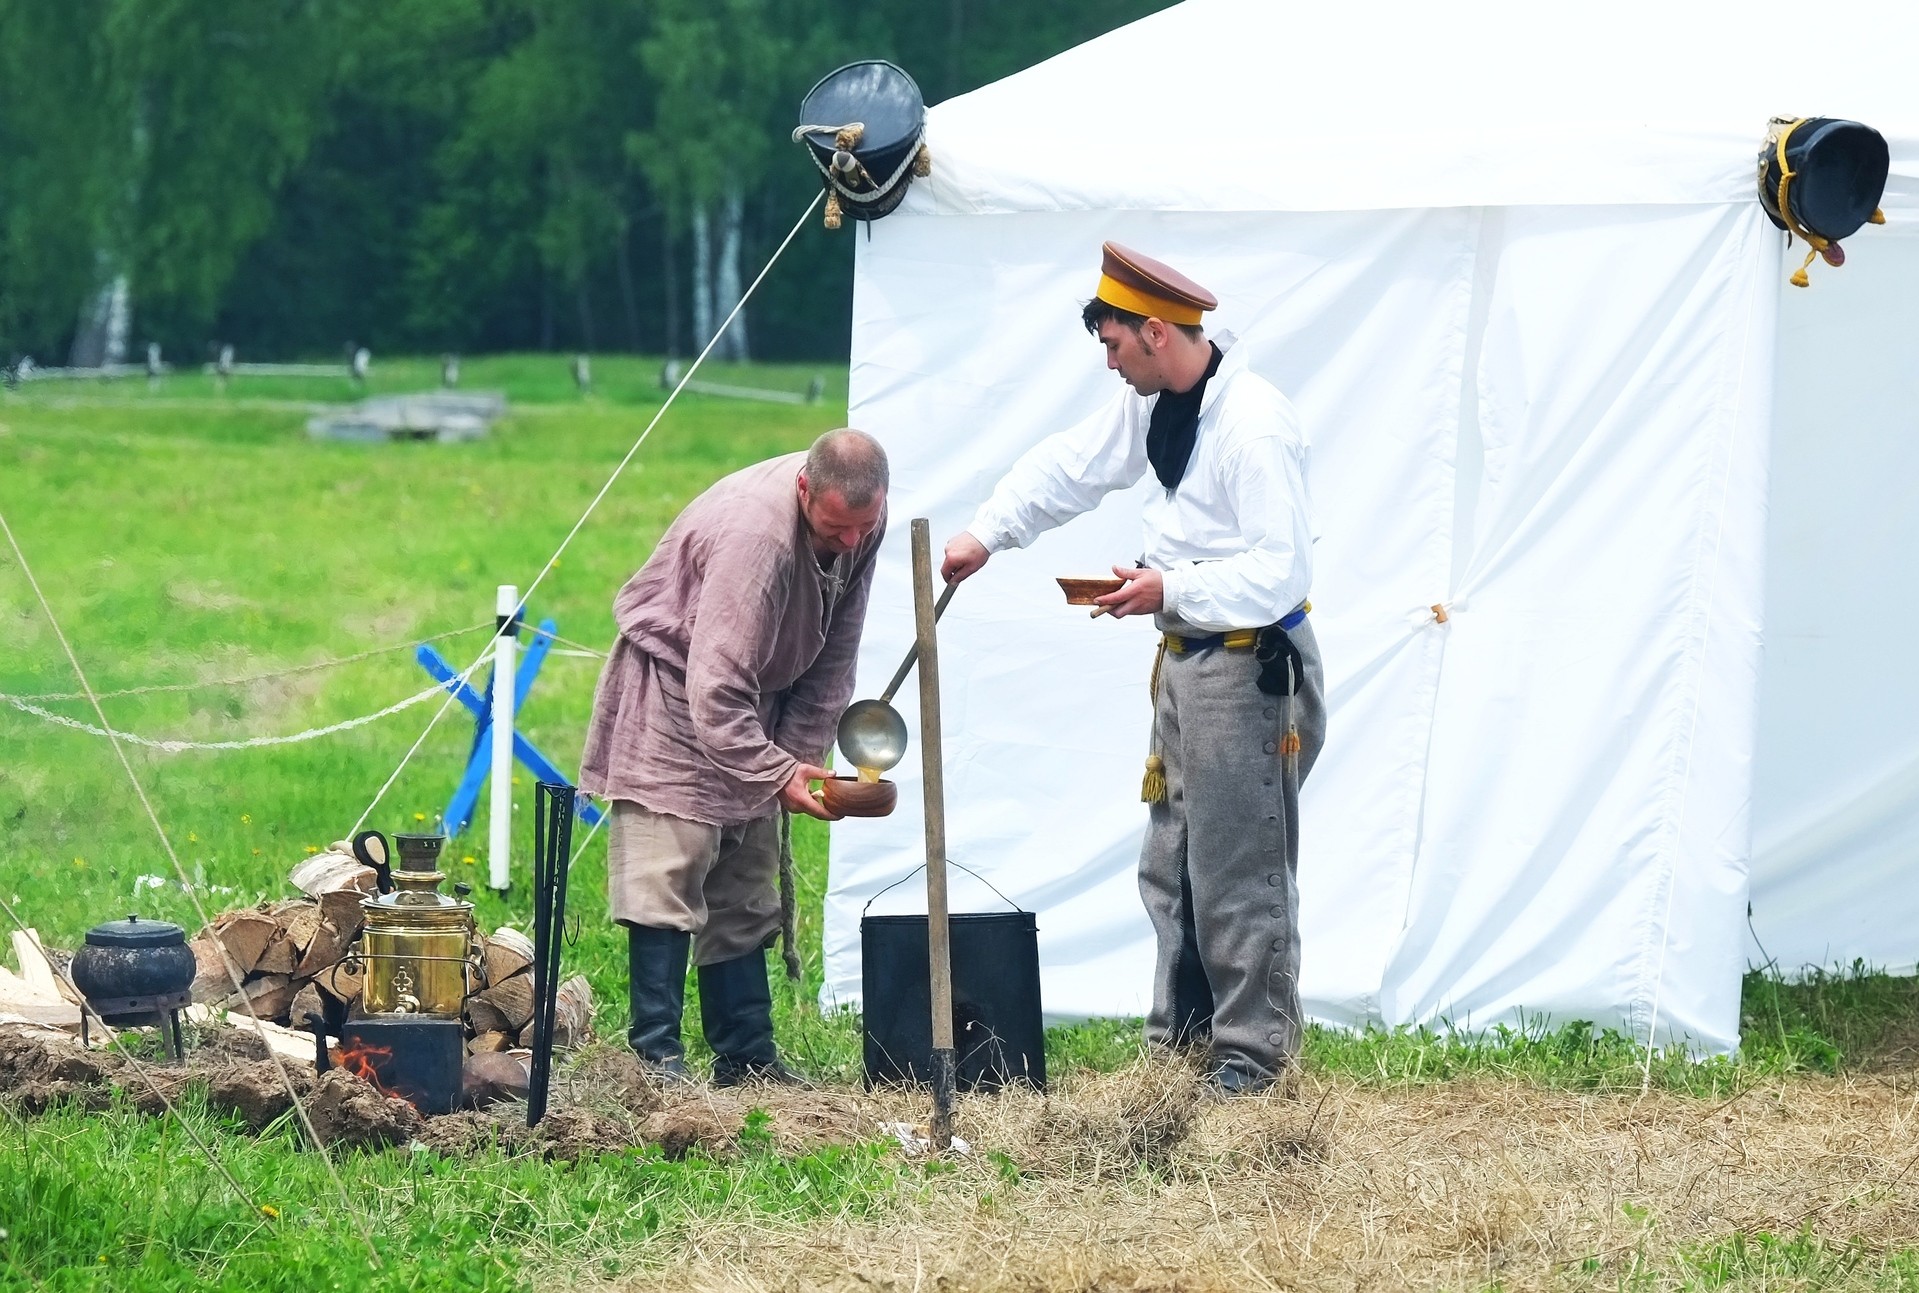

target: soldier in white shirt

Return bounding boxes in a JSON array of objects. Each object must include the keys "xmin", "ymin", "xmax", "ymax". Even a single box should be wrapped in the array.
[{"xmin": 942, "ymin": 242, "xmax": 1325, "ymax": 1096}]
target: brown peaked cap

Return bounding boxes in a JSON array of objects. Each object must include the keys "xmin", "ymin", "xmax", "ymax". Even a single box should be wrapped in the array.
[{"xmin": 1095, "ymin": 242, "xmax": 1218, "ymax": 325}]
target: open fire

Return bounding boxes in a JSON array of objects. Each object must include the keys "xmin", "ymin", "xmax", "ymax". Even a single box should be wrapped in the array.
[
  {"xmin": 333, "ymin": 1039, "xmax": 397, "ymax": 1095},
  {"xmin": 321, "ymin": 1018, "xmax": 464, "ymax": 1115}
]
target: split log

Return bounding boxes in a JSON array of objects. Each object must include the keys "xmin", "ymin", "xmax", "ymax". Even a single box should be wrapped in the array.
[
  {"xmin": 464, "ymin": 996, "xmax": 510, "ymax": 1036},
  {"xmin": 462, "ymin": 1050, "xmax": 531, "ymax": 1107},
  {"xmin": 209, "ymin": 911, "xmax": 278, "ymax": 977},
  {"xmin": 314, "ymin": 961, "xmax": 363, "ymax": 1009},
  {"xmin": 293, "ymin": 918, "xmax": 349, "ymax": 980},
  {"xmin": 553, "ymin": 975, "xmax": 594, "ymax": 1049},
  {"xmin": 289, "ymin": 850, "xmax": 375, "ymax": 897},
  {"xmin": 253, "ymin": 931, "xmax": 299, "ymax": 977},
  {"xmin": 223, "ymin": 973, "xmax": 294, "ymax": 1023},
  {"xmin": 0, "ymin": 963, "xmax": 80, "ymax": 1029},
  {"xmin": 290, "ymin": 982, "xmax": 326, "ymax": 1031},
  {"xmin": 481, "ymin": 928, "xmax": 534, "ymax": 988},
  {"xmin": 277, "ymin": 902, "xmax": 324, "ymax": 956},
  {"xmin": 188, "ymin": 937, "xmax": 248, "ymax": 1004},
  {"xmin": 11, "ymin": 929, "xmax": 79, "ymax": 1004},
  {"xmin": 477, "ymin": 972, "xmax": 535, "ymax": 1033},
  {"xmin": 317, "ymin": 890, "xmax": 367, "ymax": 944},
  {"xmin": 467, "ymin": 1030, "xmax": 511, "ymax": 1055}
]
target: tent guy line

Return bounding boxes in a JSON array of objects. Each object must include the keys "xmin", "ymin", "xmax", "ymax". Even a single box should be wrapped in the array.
[
  {"xmin": 346, "ymin": 191, "xmax": 824, "ymax": 841},
  {"xmin": 0, "ymin": 502, "xmax": 381, "ymax": 1261},
  {"xmin": 0, "ymin": 619, "xmax": 492, "ymax": 702}
]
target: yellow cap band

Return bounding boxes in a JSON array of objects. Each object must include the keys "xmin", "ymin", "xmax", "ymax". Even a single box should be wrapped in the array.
[{"xmin": 1095, "ymin": 274, "xmax": 1205, "ymax": 327}]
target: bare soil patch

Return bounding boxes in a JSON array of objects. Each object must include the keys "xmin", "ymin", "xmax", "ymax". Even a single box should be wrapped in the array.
[{"xmin": 0, "ymin": 1025, "xmax": 901, "ymax": 1162}]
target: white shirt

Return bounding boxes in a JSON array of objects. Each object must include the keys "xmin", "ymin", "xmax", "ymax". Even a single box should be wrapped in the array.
[{"xmin": 966, "ymin": 335, "xmax": 1315, "ymax": 634}]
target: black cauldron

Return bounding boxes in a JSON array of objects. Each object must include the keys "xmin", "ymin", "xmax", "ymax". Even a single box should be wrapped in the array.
[{"xmin": 70, "ymin": 915, "xmax": 195, "ymax": 1024}]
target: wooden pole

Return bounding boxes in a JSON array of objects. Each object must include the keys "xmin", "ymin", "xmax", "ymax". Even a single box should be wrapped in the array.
[
  {"xmin": 489, "ymin": 585, "xmax": 519, "ymax": 892},
  {"xmin": 911, "ymin": 519, "xmax": 957, "ymax": 1148}
]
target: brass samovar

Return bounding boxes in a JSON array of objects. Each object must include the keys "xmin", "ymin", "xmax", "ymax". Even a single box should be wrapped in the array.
[{"xmin": 356, "ymin": 833, "xmax": 478, "ymax": 1015}]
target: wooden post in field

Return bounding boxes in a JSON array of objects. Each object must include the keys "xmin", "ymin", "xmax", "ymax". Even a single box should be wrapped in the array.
[
  {"xmin": 910, "ymin": 519, "xmax": 956, "ymax": 1149},
  {"xmin": 489, "ymin": 585, "xmax": 519, "ymax": 891}
]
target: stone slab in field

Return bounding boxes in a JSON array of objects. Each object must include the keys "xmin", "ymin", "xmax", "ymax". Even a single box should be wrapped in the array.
[{"xmin": 306, "ymin": 392, "xmax": 507, "ymax": 443}]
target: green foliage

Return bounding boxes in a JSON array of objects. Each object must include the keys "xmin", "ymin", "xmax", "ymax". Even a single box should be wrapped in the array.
[{"xmin": 0, "ymin": 0, "xmax": 1179, "ymax": 364}]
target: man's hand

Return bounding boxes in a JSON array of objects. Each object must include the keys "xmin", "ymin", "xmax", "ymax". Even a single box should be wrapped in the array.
[
  {"xmin": 779, "ymin": 762, "xmax": 841, "ymax": 820},
  {"xmin": 1094, "ymin": 564, "xmax": 1164, "ymax": 618},
  {"xmin": 941, "ymin": 532, "xmax": 990, "ymax": 584}
]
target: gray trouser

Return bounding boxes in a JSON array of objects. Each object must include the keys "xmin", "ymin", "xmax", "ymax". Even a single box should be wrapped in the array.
[
  {"xmin": 1138, "ymin": 619, "xmax": 1326, "ymax": 1081},
  {"xmin": 606, "ymin": 801, "xmax": 780, "ymax": 967}
]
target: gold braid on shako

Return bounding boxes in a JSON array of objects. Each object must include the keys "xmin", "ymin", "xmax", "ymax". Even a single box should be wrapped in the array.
[
  {"xmin": 1758, "ymin": 116, "xmax": 1889, "ymax": 287},
  {"xmin": 793, "ymin": 61, "xmax": 930, "ymax": 231}
]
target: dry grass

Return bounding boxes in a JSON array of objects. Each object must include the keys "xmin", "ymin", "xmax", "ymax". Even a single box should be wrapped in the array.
[{"xmin": 553, "ymin": 1055, "xmax": 1919, "ymax": 1293}]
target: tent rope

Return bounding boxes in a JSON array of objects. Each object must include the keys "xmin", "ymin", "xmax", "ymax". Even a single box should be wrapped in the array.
[
  {"xmin": 4, "ymin": 678, "xmax": 457, "ymax": 752},
  {"xmin": 0, "ymin": 620, "xmax": 490, "ymax": 702},
  {"xmin": 0, "ymin": 505, "xmax": 383, "ymax": 1267},
  {"xmin": 348, "ymin": 189, "xmax": 823, "ymax": 837}
]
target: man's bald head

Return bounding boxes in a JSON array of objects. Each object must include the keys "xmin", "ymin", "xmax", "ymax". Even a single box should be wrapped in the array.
[{"xmin": 803, "ymin": 428, "xmax": 889, "ymax": 509}]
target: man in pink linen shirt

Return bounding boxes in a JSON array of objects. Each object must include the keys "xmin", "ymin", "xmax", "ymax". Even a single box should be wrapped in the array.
[{"xmin": 582, "ymin": 428, "xmax": 887, "ymax": 1085}]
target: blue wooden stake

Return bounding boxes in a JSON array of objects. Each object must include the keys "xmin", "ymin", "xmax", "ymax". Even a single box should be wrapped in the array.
[{"xmin": 416, "ymin": 617, "xmax": 604, "ymax": 834}]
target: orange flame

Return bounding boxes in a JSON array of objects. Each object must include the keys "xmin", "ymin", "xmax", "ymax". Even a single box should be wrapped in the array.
[{"xmin": 333, "ymin": 1040, "xmax": 397, "ymax": 1093}]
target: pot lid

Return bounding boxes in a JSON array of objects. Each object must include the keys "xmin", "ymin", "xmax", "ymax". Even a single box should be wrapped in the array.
[{"xmin": 84, "ymin": 915, "xmax": 187, "ymax": 948}]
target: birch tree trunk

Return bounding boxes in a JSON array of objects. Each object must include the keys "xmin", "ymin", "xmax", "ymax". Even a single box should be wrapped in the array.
[
  {"xmin": 714, "ymin": 184, "xmax": 748, "ymax": 361},
  {"xmin": 69, "ymin": 270, "xmax": 130, "ymax": 369},
  {"xmin": 690, "ymin": 200, "xmax": 714, "ymax": 352}
]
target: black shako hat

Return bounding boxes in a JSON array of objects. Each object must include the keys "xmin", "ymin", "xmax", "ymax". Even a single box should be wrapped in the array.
[
  {"xmin": 794, "ymin": 61, "xmax": 929, "ymax": 230},
  {"xmin": 1758, "ymin": 117, "xmax": 1889, "ymax": 284}
]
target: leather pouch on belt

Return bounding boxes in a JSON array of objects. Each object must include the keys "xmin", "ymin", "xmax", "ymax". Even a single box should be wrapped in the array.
[{"xmin": 1255, "ymin": 625, "xmax": 1304, "ymax": 696}]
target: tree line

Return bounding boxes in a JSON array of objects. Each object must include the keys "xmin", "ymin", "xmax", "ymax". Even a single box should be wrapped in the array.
[{"xmin": 0, "ymin": 0, "xmax": 1172, "ymax": 368}]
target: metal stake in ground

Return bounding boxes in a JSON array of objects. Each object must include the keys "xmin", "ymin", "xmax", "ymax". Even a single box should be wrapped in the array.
[
  {"xmin": 528, "ymin": 780, "xmax": 575, "ymax": 1127},
  {"xmin": 910, "ymin": 519, "xmax": 957, "ymax": 1149}
]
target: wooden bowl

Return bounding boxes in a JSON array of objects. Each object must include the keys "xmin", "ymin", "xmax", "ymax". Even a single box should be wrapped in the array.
[
  {"xmin": 819, "ymin": 776, "xmax": 898, "ymax": 818},
  {"xmin": 1056, "ymin": 576, "xmax": 1124, "ymax": 605}
]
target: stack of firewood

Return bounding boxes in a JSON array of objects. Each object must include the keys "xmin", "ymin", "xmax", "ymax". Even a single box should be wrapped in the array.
[
  {"xmin": 189, "ymin": 891, "xmax": 366, "ymax": 1028},
  {"xmin": 187, "ymin": 845, "xmax": 593, "ymax": 1055}
]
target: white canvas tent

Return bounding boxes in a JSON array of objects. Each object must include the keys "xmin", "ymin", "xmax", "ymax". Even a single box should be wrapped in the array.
[{"xmin": 824, "ymin": 0, "xmax": 1919, "ymax": 1053}]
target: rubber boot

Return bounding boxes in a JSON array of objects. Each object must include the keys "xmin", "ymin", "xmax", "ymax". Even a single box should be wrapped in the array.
[
  {"xmin": 626, "ymin": 925, "xmax": 692, "ymax": 1083},
  {"xmin": 698, "ymin": 950, "xmax": 809, "ymax": 1087}
]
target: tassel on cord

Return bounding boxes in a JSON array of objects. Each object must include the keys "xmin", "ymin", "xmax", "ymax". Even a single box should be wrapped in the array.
[
  {"xmin": 1141, "ymin": 754, "xmax": 1166, "ymax": 804},
  {"xmin": 1141, "ymin": 638, "xmax": 1168, "ymax": 804},
  {"xmin": 1870, "ymin": 208, "xmax": 1887, "ymax": 225},
  {"xmin": 823, "ymin": 191, "xmax": 842, "ymax": 230},
  {"xmin": 913, "ymin": 144, "xmax": 933, "ymax": 177},
  {"xmin": 1791, "ymin": 247, "xmax": 1818, "ymax": 288}
]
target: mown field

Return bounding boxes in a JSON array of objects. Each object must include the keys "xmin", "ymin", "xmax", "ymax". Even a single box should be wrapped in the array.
[{"xmin": 1, "ymin": 360, "xmax": 1915, "ymax": 1292}]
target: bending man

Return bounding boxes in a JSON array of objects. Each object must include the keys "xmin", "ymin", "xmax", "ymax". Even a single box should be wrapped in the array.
[
  {"xmin": 583, "ymin": 429, "xmax": 888, "ymax": 1085},
  {"xmin": 942, "ymin": 244, "xmax": 1324, "ymax": 1095}
]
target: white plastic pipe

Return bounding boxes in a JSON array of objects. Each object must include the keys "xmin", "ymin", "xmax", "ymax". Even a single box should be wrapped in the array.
[{"xmin": 489, "ymin": 584, "xmax": 518, "ymax": 891}]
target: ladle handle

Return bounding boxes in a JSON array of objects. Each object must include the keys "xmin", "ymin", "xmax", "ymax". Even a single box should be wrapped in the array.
[{"xmin": 879, "ymin": 580, "xmax": 957, "ymax": 703}]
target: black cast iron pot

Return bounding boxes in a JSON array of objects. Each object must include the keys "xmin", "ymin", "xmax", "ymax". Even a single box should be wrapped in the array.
[{"xmin": 70, "ymin": 915, "xmax": 195, "ymax": 1024}]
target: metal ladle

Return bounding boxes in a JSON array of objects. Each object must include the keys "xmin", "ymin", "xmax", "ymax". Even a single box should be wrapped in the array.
[{"xmin": 836, "ymin": 581, "xmax": 956, "ymax": 775}]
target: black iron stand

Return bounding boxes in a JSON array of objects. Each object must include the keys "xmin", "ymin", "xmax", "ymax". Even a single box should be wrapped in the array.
[
  {"xmin": 80, "ymin": 989, "xmax": 190, "ymax": 1062},
  {"xmin": 527, "ymin": 780, "xmax": 575, "ymax": 1127}
]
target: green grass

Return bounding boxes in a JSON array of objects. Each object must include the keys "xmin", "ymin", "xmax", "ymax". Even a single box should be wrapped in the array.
[
  {"xmin": 3, "ymin": 364, "xmax": 1917, "ymax": 1289},
  {"xmin": 0, "ymin": 1088, "xmax": 904, "ymax": 1292}
]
